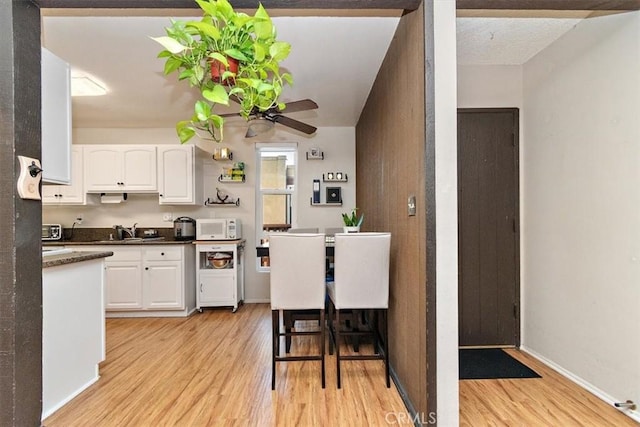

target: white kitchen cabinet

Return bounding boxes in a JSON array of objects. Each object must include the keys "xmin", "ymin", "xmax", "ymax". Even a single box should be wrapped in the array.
[
  {"xmin": 66, "ymin": 244, "xmax": 195, "ymax": 317},
  {"xmin": 196, "ymin": 241, "xmax": 245, "ymax": 312},
  {"xmin": 102, "ymin": 246, "xmax": 143, "ymax": 310},
  {"xmin": 105, "ymin": 261, "xmax": 143, "ymax": 310},
  {"xmin": 142, "ymin": 246, "xmax": 183, "ymax": 309},
  {"xmin": 41, "ymin": 47, "xmax": 72, "ymax": 185},
  {"xmin": 42, "ymin": 146, "xmax": 88, "ymax": 205},
  {"xmin": 157, "ymin": 145, "xmax": 204, "ymax": 205},
  {"xmin": 84, "ymin": 145, "xmax": 157, "ymax": 193}
]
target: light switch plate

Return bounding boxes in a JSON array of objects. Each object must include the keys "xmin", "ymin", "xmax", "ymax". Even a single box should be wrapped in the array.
[
  {"xmin": 17, "ymin": 156, "xmax": 42, "ymax": 200},
  {"xmin": 408, "ymin": 195, "xmax": 416, "ymax": 216}
]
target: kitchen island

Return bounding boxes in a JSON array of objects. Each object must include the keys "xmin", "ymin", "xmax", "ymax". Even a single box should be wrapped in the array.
[{"xmin": 42, "ymin": 250, "xmax": 112, "ymax": 420}]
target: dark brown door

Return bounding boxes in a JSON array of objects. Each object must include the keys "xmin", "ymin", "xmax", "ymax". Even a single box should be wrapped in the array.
[{"xmin": 458, "ymin": 108, "xmax": 519, "ymax": 347}]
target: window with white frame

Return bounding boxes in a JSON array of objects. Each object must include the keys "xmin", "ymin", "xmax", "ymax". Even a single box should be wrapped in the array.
[{"xmin": 255, "ymin": 144, "xmax": 297, "ymax": 260}]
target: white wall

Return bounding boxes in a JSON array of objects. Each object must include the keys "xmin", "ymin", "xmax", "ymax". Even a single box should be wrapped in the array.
[
  {"xmin": 42, "ymin": 125, "xmax": 356, "ymax": 302},
  {"xmin": 457, "ymin": 65, "xmax": 522, "ymax": 109},
  {"xmin": 434, "ymin": 1, "xmax": 459, "ymax": 425},
  {"xmin": 522, "ymin": 11, "xmax": 640, "ymax": 418}
]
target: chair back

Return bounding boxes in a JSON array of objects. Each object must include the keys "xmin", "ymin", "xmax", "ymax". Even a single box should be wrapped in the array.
[
  {"xmin": 324, "ymin": 227, "xmax": 343, "ymax": 236},
  {"xmin": 269, "ymin": 233, "xmax": 326, "ymax": 310},
  {"xmin": 287, "ymin": 227, "xmax": 319, "ymax": 233},
  {"xmin": 333, "ymin": 232, "xmax": 391, "ymax": 309}
]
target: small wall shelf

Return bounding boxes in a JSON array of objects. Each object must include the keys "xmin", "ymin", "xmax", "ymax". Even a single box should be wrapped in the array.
[
  {"xmin": 306, "ymin": 150, "xmax": 324, "ymax": 160},
  {"xmin": 212, "ymin": 148, "xmax": 233, "ymax": 161},
  {"xmin": 310, "ymin": 198, "xmax": 342, "ymax": 206},
  {"xmin": 205, "ymin": 197, "xmax": 240, "ymax": 207},
  {"xmin": 323, "ymin": 173, "xmax": 348, "ymax": 183},
  {"xmin": 218, "ymin": 174, "xmax": 245, "ymax": 183}
]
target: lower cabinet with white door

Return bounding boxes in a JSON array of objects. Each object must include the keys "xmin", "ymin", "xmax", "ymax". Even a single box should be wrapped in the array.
[
  {"xmin": 66, "ymin": 244, "xmax": 196, "ymax": 317},
  {"xmin": 195, "ymin": 240, "xmax": 245, "ymax": 312}
]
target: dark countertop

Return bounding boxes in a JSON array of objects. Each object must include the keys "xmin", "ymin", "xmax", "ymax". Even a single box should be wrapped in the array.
[
  {"xmin": 43, "ymin": 251, "xmax": 114, "ymax": 269},
  {"xmin": 48, "ymin": 239, "xmax": 194, "ymax": 246},
  {"xmin": 42, "ymin": 227, "xmax": 193, "ymax": 246}
]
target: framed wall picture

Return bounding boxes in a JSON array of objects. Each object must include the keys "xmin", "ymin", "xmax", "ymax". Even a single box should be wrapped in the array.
[{"xmin": 326, "ymin": 187, "xmax": 342, "ymax": 204}]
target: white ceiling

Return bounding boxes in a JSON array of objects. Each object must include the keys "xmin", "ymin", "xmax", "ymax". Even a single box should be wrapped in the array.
[
  {"xmin": 41, "ymin": 12, "xmax": 586, "ymax": 133},
  {"xmin": 456, "ymin": 17, "xmax": 584, "ymax": 65}
]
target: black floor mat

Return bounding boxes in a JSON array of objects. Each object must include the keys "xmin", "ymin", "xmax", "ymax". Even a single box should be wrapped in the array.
[{"xmin": 459, "ymin": 348, "xmax": 541, "ymax": 380}]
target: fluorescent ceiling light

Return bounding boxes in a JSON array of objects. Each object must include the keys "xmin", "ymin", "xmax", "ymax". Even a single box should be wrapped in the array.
[{"xmin": 71, "ymin": 74, "xmax": 107, "ymax": 96}]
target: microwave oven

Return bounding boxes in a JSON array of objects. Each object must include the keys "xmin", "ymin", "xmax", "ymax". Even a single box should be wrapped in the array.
[
  {"xmin": 42, "ymin": 224, "xmax": 62, "ymax": 241},
  {"xmin": 196, "ymin": 218, "xmax": 241, "ymax": 240}
]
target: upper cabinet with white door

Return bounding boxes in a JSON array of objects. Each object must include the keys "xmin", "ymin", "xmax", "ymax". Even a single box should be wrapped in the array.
[
  {"xmin": 41, "ymin": 47, "xmax": 72, "ymax": 184},
  {"xmin": 157, "ymin": 145, "xmax": 204, "ymax": 205},
  {"xmin": 42, "ymin": 146, "xmax": 88, "ymax": 205},
  {"xmin": 84, "ymin": 145, "xmax": 157, "ymax": 192}
]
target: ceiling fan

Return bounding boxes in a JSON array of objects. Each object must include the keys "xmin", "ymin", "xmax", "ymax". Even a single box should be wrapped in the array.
[{"xmin": 221, "ymin": 98, "xmax": 318, "ymax": 138}]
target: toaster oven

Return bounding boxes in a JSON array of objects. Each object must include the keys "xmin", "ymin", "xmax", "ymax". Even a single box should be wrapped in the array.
[{"xmin": 42, "ymin": 224, "xmax": 63, "ymax": 241}]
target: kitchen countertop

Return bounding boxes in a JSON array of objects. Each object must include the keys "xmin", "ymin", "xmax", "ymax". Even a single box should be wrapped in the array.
[
  {"xmin": 45, "ymin": 238, "xmax": 195, "ymax": 246},
  {"xmin": 42, "ymin": 251, "xmax": 114, "ymax": 269}
]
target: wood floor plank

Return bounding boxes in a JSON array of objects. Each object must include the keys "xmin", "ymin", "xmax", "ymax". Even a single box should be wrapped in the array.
[
  {"xmin": 459, "ymin": 348, "xmax": 638, "ymax": 426},
  {"xmin": 43, "ymin": 305, "xmax": 637, "ymax": 426},
  {"xmin": 43, "ymin": 304, "xmax": 406, "ymax": 427}
]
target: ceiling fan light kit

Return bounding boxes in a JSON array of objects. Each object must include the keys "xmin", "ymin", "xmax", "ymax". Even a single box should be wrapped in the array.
[{"xmin": 151, "ymin": 0, "xmax": 295, "ymax": 143}]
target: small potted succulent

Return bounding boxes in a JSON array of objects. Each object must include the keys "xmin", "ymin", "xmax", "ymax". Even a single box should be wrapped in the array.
[
  {"xmin": 151, "ymin": 0, "xmax": 292, "ymax": 143},
  {"xmin": 342, "ymin": 208, "xmax": 364, "ymax": 233}
]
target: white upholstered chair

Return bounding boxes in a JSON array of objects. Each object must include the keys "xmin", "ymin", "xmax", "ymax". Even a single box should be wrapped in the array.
[
  {"xmin": 269, "ymin": 233, "xmax": 327, "ymax": 389},
  {"xmin": 326, "ymin": 232, "xmax": 391, "ymax": 388}
]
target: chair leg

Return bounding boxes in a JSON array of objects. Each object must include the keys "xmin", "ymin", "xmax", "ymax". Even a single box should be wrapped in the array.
[
  {"xmin": 271, "ymin": 310, "xmax": 279, "ymax": 390},
  {"xmin": 284, "ymin": 310, "xmax": 293, "ymax": 353},
  {"xmin": 383, "ymin": 308, "xmax": 390, "ymax": 388},
  {"xmin": 336, "ymin": 308, "xmax": 341, "ymax": 389},
  {"xmin": 328, "ymin": 299, "xmax": 335, "ymax": 355},
  {"xmin": 320, "ymin": 309, "xmax": 326, "ymax": 388}
]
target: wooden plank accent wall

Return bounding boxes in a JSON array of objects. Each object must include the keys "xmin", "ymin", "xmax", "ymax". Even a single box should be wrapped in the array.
[
  {"xmin": 355, "ymin": 4, "xmax": 428, "ymax": 416},
  {"xmin": 0, "ymin": 1, "xmax": 44, "ymax": 425}
]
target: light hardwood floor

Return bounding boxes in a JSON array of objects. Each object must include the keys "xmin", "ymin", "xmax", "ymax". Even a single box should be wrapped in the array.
[{"xmin": 44, "ymin": 304, "xmax": 636, "ymax": 426}]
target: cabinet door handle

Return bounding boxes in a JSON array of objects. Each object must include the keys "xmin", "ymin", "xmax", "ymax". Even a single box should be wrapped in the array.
[
  {"xmin": 161, "ymin": 252, "xmax": 165, "ymax": 256},
  {"xmin": 145, "ymin": 267, "xmax": 149, "ymax": 270},
  {"xmin": 200, "ymin": 283, "xmax": 203, "ymax": 293}
]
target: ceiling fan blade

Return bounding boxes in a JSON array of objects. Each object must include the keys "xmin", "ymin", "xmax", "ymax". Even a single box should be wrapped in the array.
[
  {"xmin": 276, "ymin": 99, "xmax": 318, "ymax": 114},
  {"xmin": 273, "ymin": 115, "xmax": 317, "ymax": 135}
]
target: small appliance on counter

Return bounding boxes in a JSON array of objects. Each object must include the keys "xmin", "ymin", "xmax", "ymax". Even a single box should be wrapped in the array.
[
  {"xmin": 173, "ymin": 216, "xmax": 196, "ymax": 240},
  {"xmin": 42, "ymin": 224, "xmax": 62, "ymax": 241},
  {"xmin": 196, "ymin": 218, "xmax": 241, "ymax": 241}
]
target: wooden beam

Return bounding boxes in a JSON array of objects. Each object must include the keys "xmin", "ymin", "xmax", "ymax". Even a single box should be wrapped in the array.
[
  {"xmin": 37, "ymin": 0, "xmax": 421, "ymax": 10},
  {"xmin": 457, "ymin": 0, "xmax": 640, "ymax": 10}
]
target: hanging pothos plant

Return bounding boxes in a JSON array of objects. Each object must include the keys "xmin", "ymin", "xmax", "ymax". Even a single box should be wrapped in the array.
[{"xmin": 151, "ymin": 0, "xmax": 292, "ymax": 143}]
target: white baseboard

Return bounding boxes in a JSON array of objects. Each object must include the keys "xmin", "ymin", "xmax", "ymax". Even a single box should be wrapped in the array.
[
  {"xmin": 42, "ymin": 374, "xmax": 100, "ymax": 420},
  {"xmin": 521, "ymin": 346, "xmax": 640, "ymax": 423},
  {"xmin": 244, "ymin": 298, "xmax": 269, "ymax": 304}
]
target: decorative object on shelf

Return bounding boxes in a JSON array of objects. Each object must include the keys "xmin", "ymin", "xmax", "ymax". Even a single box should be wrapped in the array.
[
  {"xmin": 205, "ymin": 187, "xmax": 240, "ymax": 206},
  {"xmin": 342, "ymin": 208, "xmax": 364, "ymax": 233},
  {"xmin": 306, "ymin": 147, "xmax": 324, "ymax": 160},
  {"xmin": 326, "ymin": 187, "xmax": 342, "ymax": 204},
  {"xmin": 323, "ymin": 172, "xmax": 348, "ymax": 182},
  {"xmin": 212, "ymin": 147, "xmax": 232, "ymax": 160},
  {"xmin": 151, "ymin": 0, "xmax": 293, "ymax": 143},
  {"xmin": 219, "ymin": 161, "xmax": 245, "ymax": 182},
  {"xmin": 312, "ymin": 179, "xmax": 321, "ymax": 204}
]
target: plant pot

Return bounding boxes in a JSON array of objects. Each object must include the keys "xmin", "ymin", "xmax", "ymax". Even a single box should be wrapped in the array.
[
  {"xmin": 343, "ymin": 226, "xmax": 360, "ymax": 233},
  {"xmin": 210, "ymin": 57, "xmax": 239, "ymax": 84}
]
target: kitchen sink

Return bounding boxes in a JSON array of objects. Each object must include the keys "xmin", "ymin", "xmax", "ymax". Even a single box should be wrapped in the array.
[{"xmin": 94, "ymin": 237, "xmax": 166, "ymax": 243}]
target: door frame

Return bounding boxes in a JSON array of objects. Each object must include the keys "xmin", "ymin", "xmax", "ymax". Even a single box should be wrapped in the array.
[{"xmin": 457, "ymin": 107, "xmax": 521, "ymax": 347}]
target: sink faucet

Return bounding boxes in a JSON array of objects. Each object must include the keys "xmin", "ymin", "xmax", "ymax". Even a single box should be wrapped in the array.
[{"xmin": 123, "ymin": 223, "xmax": 138, "ymax": 238}]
